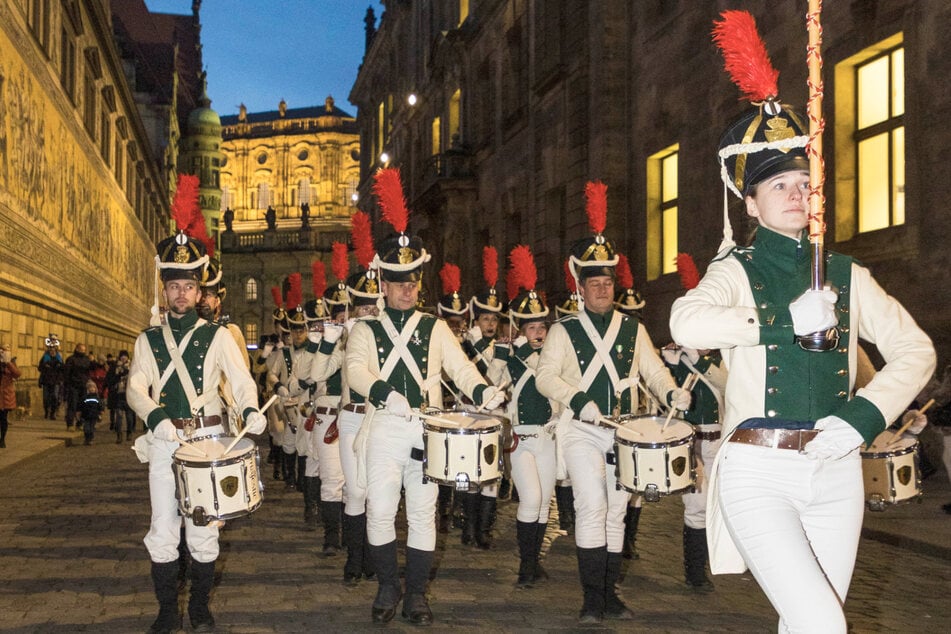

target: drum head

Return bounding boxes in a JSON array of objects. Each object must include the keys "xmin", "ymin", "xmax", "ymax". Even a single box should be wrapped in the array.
[
  {"xmin": 863, "ymin": 433, "xmax": 917, "ymax": 456},
  {"xmin": 617, "ymin": 416, "xmax": 693, "ymax": 444},
  {"xmin": 175, "ymin": 435, "xmax": 254, "ymax": 461},
  {"xmin": 424, "ymin": 411, "xmax": 501, "ymax": 432}
]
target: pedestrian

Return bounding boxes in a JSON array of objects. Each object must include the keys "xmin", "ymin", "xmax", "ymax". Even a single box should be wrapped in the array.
[
  {"xmin": 107, "ymin": 351, "xmax": 133, "ymax": 442},
  {"xmin": 63, "ymin": 343, "xmax": 92, "ymax": 429},
  {"xmin": 79, "ymin": 380, "xmax": 103, "ymax": 445},
  {"xmin": 127, "ymin": 229, "xmax": 267, "ymax": 634},
  {"xmin": 38, "ymin": 334, "xmax": 64, "ymax": 420},
  {"xmin": 536, "ymin": 182, "xmax": 688, "ymax": 624},
  {"xmin": 668, "ymin": 11, "xmax": 936, "ymax": 631},
  {"xmin": 345, "ymin": 168, "xmax": 505, "ymax": 625},
  {"xmin": 0, "ymin": 342, "xmax": 21, "ymax": 448}
]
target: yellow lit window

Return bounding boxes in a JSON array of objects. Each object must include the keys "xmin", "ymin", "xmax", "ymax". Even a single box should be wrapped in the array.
[
  {"xmin": 646, "ymin": 145, "xmax": 679, "ymax": 280},
  {"xmin": 245, "ymin": 278, "xmax": 258, "ymax": 302},
  {"xmin": 449, "ymin": 89, "xmax": 461, "ymax": 142},
  {"xmin": 431, "ymin": 116, "xmax": 441, "ymax": 156},
  {"xmin": 459, "ymin": 0, "xmax": 469, "ymax": 26},
  {"xmin": 244, "ymin": 323, "xmax": 258, "ymax": 347}
]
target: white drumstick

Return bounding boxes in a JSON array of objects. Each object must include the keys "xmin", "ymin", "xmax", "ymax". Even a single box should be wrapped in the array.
[
  {"xmin": 222, "ymin": 394, "xmax": 279, "ymax": 456},
  {"xmin": 176, "ymin": 439, "xmax": 210, "ymax": 458},
  {"xmin": 416, "ymin": 411, "xmax": 466, "ymax": 428},
  {"xmin": 476, "ymin": 381, "xmax": 511, "ymax": 412},
  {"xmin": 883, "ymin": 398, "xmax": 935, "ymax": 450}
]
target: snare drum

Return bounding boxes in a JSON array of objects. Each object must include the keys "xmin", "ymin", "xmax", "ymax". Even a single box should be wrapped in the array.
[
  {"xmin": 861, "ymin": 431, "xmax": 921, "ymax": 512},
  {"xmin": 173, "ymin": 435, "xmax": 264, "ymax": 526},
  {"xmin": 613, "ymin": 415, "xmax": 696, "ymax": 502},
  {"xmin": 421, "ymin": 411, "xmax": 502, "ymax": 491}
]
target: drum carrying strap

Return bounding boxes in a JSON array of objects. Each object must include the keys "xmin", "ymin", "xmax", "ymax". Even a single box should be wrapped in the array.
[
  {"xmin": 160, "ymin": 320, "xmax": 220, "ymax": 416},
  {"xmin": 377, "ymin": 312, "xmax": 441, "ymax": 400},
  {"xmin": 509, "ymin": 353, "xmax": 536, "ymax": 417}
]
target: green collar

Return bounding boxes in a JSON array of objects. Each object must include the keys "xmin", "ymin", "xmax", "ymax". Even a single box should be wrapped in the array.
[
  {"xmin": 752, "ymin": 227, "xmax": 810, "ymax": 270},
  {"xmin": 583, "ymin": 307, "xmax": 614, "ymax": 336},
  {"xmin": 167, "ymin": 309, "xmax": 198, "ymax": 334},
  {"xmin": 384, "ymin": 307, "xmax": 416, "ymax": 329}
]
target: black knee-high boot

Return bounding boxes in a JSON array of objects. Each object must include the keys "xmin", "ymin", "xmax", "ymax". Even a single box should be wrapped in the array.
[
  {"xmin": 515, "ymin": 520, "xmax": 537, "ymax": 587},
  {"xmin": 555, "ymin": 485, "xmax": 575, "ymax": 533},
  {"xmin": 368, "ymin": 541, "xmax": 401, "ymax": 624},
  {"xmin": 533, "ymin": 521, "xmax": 549, "ymax": 581},
  {"xmin": 684, "ymin": 525, "xmax": 713, "ymax": 591},
  {"xmin": 343, "ymin": 512, "xmax": 367, "ymax": 585},
  {"xmin": 148, "ymin": 561, "xmax": 180, "ymax": 634},
  {"xmin": 459, "ymin": 492, "xmax": 478, "ymax": 545},
  {"xmin": 622, "ymin": 505, "xmax": 641, "ymax": 560},
  {"xmin": 475, "ymin": 494, "xmax": 497, "ymax": 550},
  {"xmin": 272, "ymin": 443, "xmax": 283, "ymax": 480},
  {"xmin": 604, "ymin": 551, "xmax": 633, "ymax": 620},
  {"xmin": 302, "ymin": 476, "xmax": 320, "ymax": 530},
  {"xmin": 321, "ymin": 500, "xmax": 343, "ymax": 556},
  {"xmin": 576, "ymin": 546, "xmax": 606, "ymax": 624},
  {"xmin": 188, "ymin": 559, "xmax": 216, "ymax": 632},
  {"xmin": 437, "ymin": 485, "xmax": 453, "ymax": 533},
  {"xmin": 297, "ymin": 455, "xmax": 306, "ymax": 491},
  {"xmin": 402, "ymin": 547, "xmax": 434, "ymax": 625},
  {"xmin": 282, "ymin": 451, "xmax": 296, "ymax": 488}
]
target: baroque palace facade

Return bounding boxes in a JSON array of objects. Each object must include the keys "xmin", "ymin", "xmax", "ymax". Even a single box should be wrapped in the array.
[
  {"xmin": 350, "ymin": 0, "xmax": 951, "ymax": 366},
  {"xmin": 218, "ymin": 97, "xmax": 360, "ymax": 345},
  {"xmin": 0, "ymin": 0, "xmax": 207, "ymax": 411}
]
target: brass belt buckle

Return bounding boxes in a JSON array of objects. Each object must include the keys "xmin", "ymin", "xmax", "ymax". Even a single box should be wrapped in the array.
[{"xmin": 184, "ymin": 417, "xmax": 197, "ymax": 438}]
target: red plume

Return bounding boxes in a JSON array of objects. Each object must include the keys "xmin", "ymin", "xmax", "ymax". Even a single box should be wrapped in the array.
[
  {"xmin": 351, "ymin": 211, "xmax": 376, "ymax": 268},
  {"xmin": 676, "ymin": 253, "xmax": 701, "ymax": 291},
  {"xmin": 505, "ymin": 267, "xmax": 519, "ymax": 301},
  {"xmin": 332, "ymin": 242, "xmax": 349, "ymax": 281},
  {"xmin": 584, "ymin": 181, "xmax": 608, "ymax": 234},
  {"xmin": 712, "ymin": 10, "xmax": 779, "ymax": 103},
  {"xmin": 482, "ymin": 246, "xmax": 499, "ymax": 287},
  {"xmin": 286, "ymin": 273, "xmax": 303, "ymax": 309},
  {"xmin": 439, "ymin": 263, "xmax": 461, "ymax": 295},
  {"xmin": 270, "ymin": 286, "xmax": 282, "ymax": 308},
  {"xmin": 508, "ymin": 245, "xmax": 537, "ymax": 293},
  {"xmin": 616, "ymin": 254, "xmax": 634, "ymax": 290},
  {"xmin": 372, "ymin": 168, "xmax": 409, "ymax": 233},
  {"xmin": 563, "ymin": 259, "xmax": 577, "ymax": 293},
  {"xmin": 311, "ymin": 261, "xmax": 327, "ymax": 298},
  {"xmin": 171, "ymin": 174, "xmax": 200, "ymax": 232}
]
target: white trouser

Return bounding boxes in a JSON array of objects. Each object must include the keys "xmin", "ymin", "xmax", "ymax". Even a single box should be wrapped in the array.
[
  {"xmin": 366, "ymin": 411, "xmax": 437, "ymax": 550},
  {"xmin": 682, "ymin": 433, "xmax": 721, "ymax": 529},
  {"xmin": 338, "ymin": 407, "xmax": 367, "ymax": 515},
  {"xmin": 280, "ymin": 406, "xmax": 299, "ymax": 454},
  {"xmin": 718, "ymin": 441, "xmax": 863, "ymax": 634},
  {"xmin": 942, "ymin": 428, "xmax": 951, "ymax": 482},
  {"xmin": 311, "ymin": 410, "xmax": 345, "ymax": 502},
  {"xmin": 510, "ymin": 424, "xmax": 557, "ymax": 523},
  {"xmin": 144, "ymin": 426, "xmax": 222, "ymax": 564},
  {"xmin": 562, "ymin": 419, "xmax": 631, "ymax": 551}
]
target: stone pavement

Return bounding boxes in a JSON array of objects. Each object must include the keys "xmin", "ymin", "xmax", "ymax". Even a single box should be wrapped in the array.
[{"xmin": 0, "ymin": 415, "xmax": 949, "ymax": 633}]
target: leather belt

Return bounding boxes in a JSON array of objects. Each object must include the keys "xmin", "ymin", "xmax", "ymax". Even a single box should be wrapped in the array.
[
  {"xmin": 729, "ymin": 428, "xmax": 818, "ymax": 451},
  {"xmin": 696, "ymin": 430, "xmax": 722, "ymax": 441},
  {"xmin": 343, "ymin": 403, "xmax": 367, "ymax": 414},
  {"xmin": 314, "ymin": 406, "xmax": 338, "ymax": 416},
  {"xmin": 169, "ymin": 415, "xmax": 222, "ymax": 430}
]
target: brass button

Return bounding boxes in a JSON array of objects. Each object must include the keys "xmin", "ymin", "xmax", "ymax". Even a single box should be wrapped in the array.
[
  {"xmin": 836, "ymin": 369, "xmax": 848, "ymax": 376},
  {"xmin": 836, "ymin": 391, "xmax": 848, "ymax": 398},
  {"xmin": 753, "ymin": 282, "xmax": 764, "ymax": 290},
  {"xmin": 767, "ymin": 410, "xmax": 777, "ymax": 417},
  {"xmin": 760, "ymin": 302, "xmax": 768, "ymax": 309},
  {"xmin": 767, "ymin": 387, "xmax": 778, "ymax": 395},
  {"xmin": 768, "ymin": 366, "xmax": 779, "ymax": 374},
  {"xmin": 838, "ymin": 347, "xmax": 848, "ymax": 354},
  {"xmin": 748, "ymin": 318, "xmax": 755, "ymax": 325},
  {"xmin": 767, "ymin": 344, "xmax": 778, "ymax": 351}
]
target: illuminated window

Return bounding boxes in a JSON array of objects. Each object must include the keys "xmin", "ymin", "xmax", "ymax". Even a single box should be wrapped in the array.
[
  {"xmin": 244, "ymin": 323, "xmax": 258, "ymax": 346},
  {"xmin": 431, "ymin": 116, "xmax": 441, "ymax": 156},
  {"xmin": 459, "ymin": 0, "xmax": 469, "ymax": 26},
  {"xmin": 449, "ymin": 89, "xmax": 461, "ymax": 142},
  {"xmin": 245, "ymin": 278, "xmax": 258, "ymax": 302},
  {"xmin": 834, "ymin": 36, "xmax": 904, "ymax": 240},
  {"xmin": 646, "ymin": 145, "xmax": 679, "ymax": 280}
]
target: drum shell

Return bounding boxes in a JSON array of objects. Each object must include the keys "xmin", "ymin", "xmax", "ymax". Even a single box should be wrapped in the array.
[
  {"xmin": 613, "ymin": 415, "xmax": 696, "ymax": 497},
  {"xmin": 173, "ymin": 435, "xmax": 264, "ymax": 523},
  {"xmin": 421, "ymin": 410, "xmax": 502, "ymax": 489},
  {"xmin": 861, "ymin": 434, "xmax": 921, "ymax": 509}
]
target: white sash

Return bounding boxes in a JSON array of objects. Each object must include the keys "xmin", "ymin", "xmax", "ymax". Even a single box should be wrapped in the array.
[
  {"xmin": 160, "ymin": 320, "xmax": 220, "ymax": 415},
  {"xmin": 377, "ymin": 312, "xmax": 442, "ymax": 400},
  {"xmin": 576, "ymin": 311, "xmax": 630, "ymax": 392}
]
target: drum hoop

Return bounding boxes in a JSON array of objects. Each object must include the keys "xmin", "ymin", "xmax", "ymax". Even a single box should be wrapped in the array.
[
  {"xmin": 175, "ymin": 435, "xmax": 257, "ymax": 466},
  {"xmin": 861, "ymin": 443, "xmax": 918, "ymax": 459},
  {"xmin": 422, "ymin": 422, "xmax": 501, "ymax": 434},
  {"xmin": 614, "ymin": 431, "xmax": 694, "ymax": 449}
]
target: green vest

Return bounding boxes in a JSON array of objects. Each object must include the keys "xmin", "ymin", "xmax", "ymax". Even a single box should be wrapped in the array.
[
  {"xmin": 366, "ymin": 309, "xmax": 437, "ymax": 408},
  {"xmin": 667, "ymin": 356, "xmax": 721, "ymax": 426},
  {"xmin": 144, "ymin": 318, "xmax": 220, "ymax": 418},
  {"xmin": 507, "ymin": 343, "xmax": 552, "ymax": 425},
  {"xmin": 733, "ymin": 228, "xmax": 852, "ymax": 423},
  {"xmin": 561, "ymin": 310, "xmax": 639, "ymax": 416}
]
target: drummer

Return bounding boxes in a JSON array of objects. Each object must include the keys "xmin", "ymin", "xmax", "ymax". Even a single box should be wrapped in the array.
[
  {"xmin": 495, "ymin": 245, "xmax": 559, "ymax": 588},
  {"xmin": 256, "ymin": 296, "xmax": 290, "ymax": 480},
  {"xmin": 127, "ymin": 230, "xmax": 266, "ymax": 634},
  {"xmin": 345, "ymin": 168, "xmax": 505, "ymax": 626},
  {"xmin": 536, "ymin": 182, "xmax": 686, "ymax": 624},
  {"xmin": 669, "ymin": 11, "xmax": 936, "ymax": 631}
]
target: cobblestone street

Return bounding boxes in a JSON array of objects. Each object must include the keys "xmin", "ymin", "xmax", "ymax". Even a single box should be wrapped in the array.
[{"xmin": 0, "ymin": 421, "xmax": 948, "ymax": 632}]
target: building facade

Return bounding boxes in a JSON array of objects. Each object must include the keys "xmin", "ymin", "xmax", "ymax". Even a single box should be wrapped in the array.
[
  {"xmin": 218, "ymin": 97, "xmax": 360, "ymax": 344},
  {"xmin": 350, "ymin": 0, "xmax": 951, "ymax": 366},
  {"xmin": 0, "ymin": 0, "xmax": 204, "ymax": 411}
]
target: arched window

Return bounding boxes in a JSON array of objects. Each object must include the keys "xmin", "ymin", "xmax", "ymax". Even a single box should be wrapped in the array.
[
  {"xmin": 257, "ymin": 183, "xmax": 270, "ymax": 209},
  {"xmin": 245, "ymin": 278, "xmax": 258, "ymax": 302},
  {"xmin": 244, "ymin": 322, "xmax": 258, "ymax": 347},
  {"xmin": 298, "ymin": 178, "xmax": 312, "ymax": 205}
]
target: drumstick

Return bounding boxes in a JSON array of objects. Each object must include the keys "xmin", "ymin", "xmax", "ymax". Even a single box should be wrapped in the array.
[
  {"xmin": 884, "ymin": 398, "xmax": 935, "ymax": 448},
  {"xmin": 221, "ymin": 394, "xmax": 280, "ymax": 457},
  {"xmin": 176, "ymin": 439, "xmax": 211, "ymax": 458},
  {"xmin": 597, "ymin": 416, "xmax": 642, "ymax": 434},
  {"xmin": 476, "ymin": 381, "xmax": 511, "ymax": 412},
  {"xmin": 662, "ymin": 373, "xmax": 699, "ymax": 433},
  {"xmin": 416, "ymin": 411, "xmax": 467, "ymax": 428}
]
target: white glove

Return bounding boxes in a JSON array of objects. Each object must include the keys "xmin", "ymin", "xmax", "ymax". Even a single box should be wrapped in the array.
[
  {"xmin": 276, "ymin": 339, "xmax": 285, "ymax": 349},
  {"xmin": 789, "ymin": 288, "xmax": 839, "ymax": 336},
  {"xmin": 661, "ymin": 347, "xmax": 681, "ymax": 365},
  {"xmin": 276, "ymin": 385, "xmax": 290, "ymax": 398},
  {"xmin": 466, "ymin": 325, "xmax": 483, "ymax": 345},
  {"xmin": 512, "ymin": 336, "xmax": 528, "ymax": 349},
  {"xmin": 260, "ymin": 342, "xmax": 274, "ymax": 359},
  {"xmin": 152, "ymin": 419, "xmax": 178, "ymax": 442},
  {"xmin": 682, "ymin": 348, "xmax": 700, "ymax": 364},
  {"xmin": 579, "ymin": 401, "xmax": 601, "ymax": 423},
  {"xmin": 385, "ymin": 391, "xmax": 412, "ymax": 418},
  {"xmin": 345, "ymin": 318, "xmax": 358, "ymax": 333},
  {"xmin": 901, "ymin": 410, "xmax": 928, "ymax": 435},
  {"xmin": 323, "ymin": 323, "xmax": 344, "ymax": 344},
  {"xmin": 481, "ymin": 386, "xmax": 506, "ymax": 411},
  {"xmin": 244, "ymin": 411, "xmax": 267, "ymax": 435},
  {"xmin": 803, "ymin": 415, "xmax": 864, "ymax": 460},
  {"xmin": 306, "ymin": 330, "xmax": 322, "ymax": 344},
  {"xmin": 668, "ymin": 388, "xmax": 692, "ymax": 411}
]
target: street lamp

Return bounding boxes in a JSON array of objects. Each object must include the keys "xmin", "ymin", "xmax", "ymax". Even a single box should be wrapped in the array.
[
  {"xmin": 407, "ymin": 93, "xmax": 418, "ymax": 106},
  {"xmin": 379, "ymin": 152, "xmax": 390, "ymax": 165}
]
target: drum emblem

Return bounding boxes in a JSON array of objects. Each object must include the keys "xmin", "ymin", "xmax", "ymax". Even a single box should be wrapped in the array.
[
  {"xmin": 671, "ymin": 456, "xmax": 686, "ymax": 477},
  {"xmin": 896, "ymin": 465, "xmax": 912, "ymax": 486},
  {"xmin": 220, "ymin": 476, "xmax": 239, "ymax": 497},
  {"xmin": 483, "ymin": 443, "xmax": 497, "ymax": 466}
]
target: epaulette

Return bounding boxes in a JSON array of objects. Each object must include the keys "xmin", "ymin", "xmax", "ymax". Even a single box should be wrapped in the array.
[
  {"xmin": 555, "ymin": 313, "xmax": 579, "ymax": 325},
  {"xmin": 713, "ymin": 245, "xmax": 753, "ymax": 264}
]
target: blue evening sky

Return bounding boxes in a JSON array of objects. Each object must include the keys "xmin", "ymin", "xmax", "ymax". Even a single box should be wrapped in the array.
[{"xmin": 143, "ymin": 0, "xmax": 374, "ymax": 117}]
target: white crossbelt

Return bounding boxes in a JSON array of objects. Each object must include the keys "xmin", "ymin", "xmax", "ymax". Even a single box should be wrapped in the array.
[
  {"xmin": 377, "ymin": 312, "xmax": 440, "ymax": 400},
  {"xmin": 576, "ymin": 311, "xmax": 637, "ymax": 394}
]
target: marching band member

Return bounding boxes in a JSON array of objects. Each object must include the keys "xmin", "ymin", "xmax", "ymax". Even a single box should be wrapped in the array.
[
  {"xmin": 257, "ymin": 296, "xmax": 290, "ymax": 481},
  {"xmin": 495, "ymin": 245, "xmax": 558, "ymax": 588},
  {"xmin": 552, "ymin": 260, "xmax": 581, "ymax": 536},
  {"xmin": 669, "ymin": 12, "xmax": 935, "ymax": 631},
  {"xmin": 345, "ymin": 168, "xmax": 505, "ymax": 625},
  {"xmin": 536, "ymin": 182, "xmax": 685, "ymax": 624},
  {"xmin": 128, "ymin": 209, "xmax": 266, "ymax": 632}
]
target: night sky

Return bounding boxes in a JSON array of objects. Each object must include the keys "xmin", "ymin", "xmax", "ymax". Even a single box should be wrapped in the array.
[{"xmin": 143, "ymin": 0, "xmax": 373, "ymax": 117}]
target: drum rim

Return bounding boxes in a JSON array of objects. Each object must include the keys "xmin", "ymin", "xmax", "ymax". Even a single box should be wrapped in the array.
[
  {"xmin": 422, "ymin": 422, "xmax": 501, "ymax": 434},
  {"xmin": 182, "ymin": 499, "xmax": 263, "ymax": 522},
  {"xmin": 174, "ymin": 438, "xmax": 258, "ymax": 466},
  {"xmin": 860, "ymin": 441, "xmax": 918, "ymax": 458}
]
